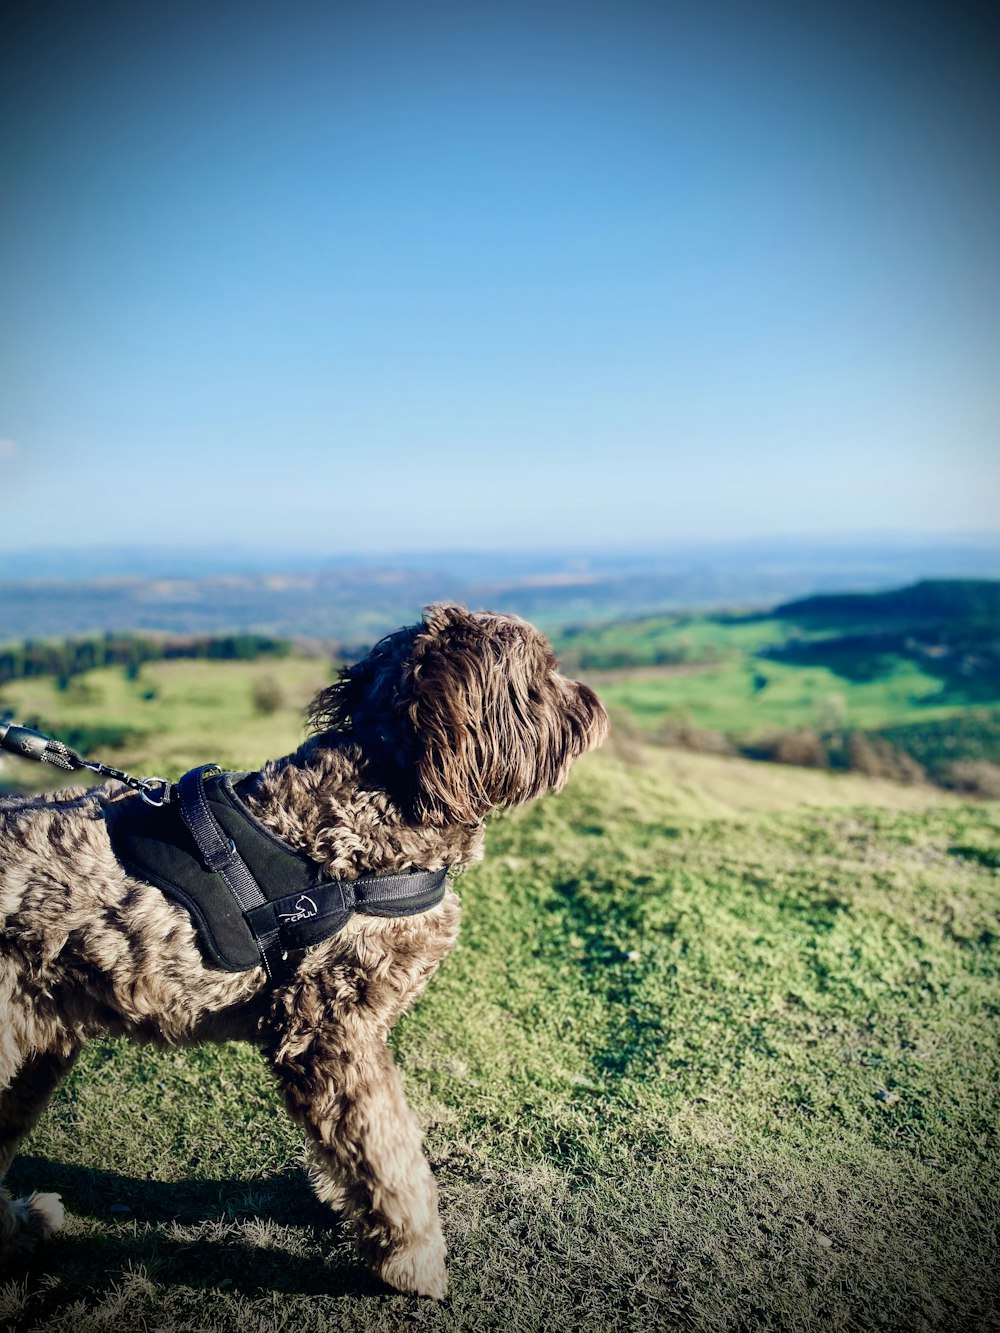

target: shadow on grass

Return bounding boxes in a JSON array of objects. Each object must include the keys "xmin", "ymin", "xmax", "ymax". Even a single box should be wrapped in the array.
[
  {"xmin": 4, "ymin": 1155, "xmax": 385, "ymax": 1302},
  {"xmin": 9, "ymin": 1231, "xmax": 379, "ymax": 1301},
  {"xmin": 8, "ymin": 1154, "xmax": 324, "ymax": 1228}
]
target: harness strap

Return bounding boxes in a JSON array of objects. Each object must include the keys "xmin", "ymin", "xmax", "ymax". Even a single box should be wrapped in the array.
[
  {"xmin": 106, "ymin": 762, "xmax": 450, "ymax": 979},
  {"xmin": 349, "ymin": 870, "xmax": 451, "ymax": 915},
  {"xmin": 177, "ymin": 765, "xmax": 283, "ymax": 979}
]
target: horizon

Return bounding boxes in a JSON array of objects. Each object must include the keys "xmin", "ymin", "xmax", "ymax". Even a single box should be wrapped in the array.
[
  {"xmin": 2, "ymin": 530, "xmax": 1000, "ymax": 579},
  {"xmin": 2, "ymin": 533, "xmax": 998, "ymax": 645}
]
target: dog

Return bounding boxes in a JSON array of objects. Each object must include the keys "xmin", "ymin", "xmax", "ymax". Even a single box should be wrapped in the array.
[{"xmin": 0, "ymin": 604, "xmax": 607, "ymax": 1298}]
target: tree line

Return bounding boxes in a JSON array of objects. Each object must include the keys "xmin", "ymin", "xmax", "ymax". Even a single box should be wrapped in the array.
[{"xmin": 0, "ymin": 632, "xmax": 292, "ymax": 689}]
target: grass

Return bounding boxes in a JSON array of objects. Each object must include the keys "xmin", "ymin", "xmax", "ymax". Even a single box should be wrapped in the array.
[
  {"xmin": 1, "ymin": 660, "xmax": 999, "ymax": 1330},
  {"xmin": 554, "ymin": 604, "xmax": 1000, "ymax": 768},
  {"xmin": 0, "ymin": 657, "xmax": 334, "ymax": 787},
  {"xmin": 553, "ymin": 614, "xmax": 793, "ymax": 669},
  {"xmin": 590, "ymin": 654, "xmax": 972, "ymax": 741}
]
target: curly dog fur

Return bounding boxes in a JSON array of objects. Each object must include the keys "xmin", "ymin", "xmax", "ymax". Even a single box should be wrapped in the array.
[{"xmin": 0, "ymin": 604, "xmax": 607, "ymax": 1297}]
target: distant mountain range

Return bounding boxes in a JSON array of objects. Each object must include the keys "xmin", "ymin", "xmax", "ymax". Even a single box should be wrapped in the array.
[{"xmin": 2, "ymin": 539, "xmax": 999, "ymax": 644}]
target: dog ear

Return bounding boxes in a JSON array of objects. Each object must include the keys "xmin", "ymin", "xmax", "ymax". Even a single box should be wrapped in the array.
[
  {"xmin": 406, "ymin": 604, "xmax": 608, "ymax": 825},
  {"xmin": 306, "ymin": 624, "xmax": 422, "ymax": 775}
]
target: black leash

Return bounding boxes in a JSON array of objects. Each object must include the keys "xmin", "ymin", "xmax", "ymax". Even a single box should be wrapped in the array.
[{"xmin": 0, "ymin": 718, "xmax": 170, "ymax": 806}]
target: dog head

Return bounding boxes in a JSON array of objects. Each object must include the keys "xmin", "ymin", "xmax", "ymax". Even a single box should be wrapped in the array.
[{"xmin": 307, "ymin": 604, "xmax": 608, "ymax": 824}]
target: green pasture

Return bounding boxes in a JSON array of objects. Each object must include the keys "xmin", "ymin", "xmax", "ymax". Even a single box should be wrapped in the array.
[
  {"xmin": 553, "ymin": 614, "xmax": 793, "ymax": 669},
  {"xmin": 0, "ymin": 656, "xmax": 334, "ymax": 787},
  {"xmin": 590, "ymin": 654, "xmax": 973, "ymax": 741},
  {"xmin": 1, "ymin": 657, "xmax": 998, "ymax": 1330},
  {"xmin": 554, "ymin": 600, "xmax": 1000, "ymax": 765}
]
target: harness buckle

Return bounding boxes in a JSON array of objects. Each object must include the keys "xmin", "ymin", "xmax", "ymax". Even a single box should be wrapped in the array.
[{"xmin": 203, "ymin": 838, "xmax": 238, "ymax": 873}]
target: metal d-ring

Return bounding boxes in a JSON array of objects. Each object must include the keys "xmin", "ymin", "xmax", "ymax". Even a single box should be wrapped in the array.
[{"xmin": 139, "ymin": 777, "xmax": 171, "ymax": 807}]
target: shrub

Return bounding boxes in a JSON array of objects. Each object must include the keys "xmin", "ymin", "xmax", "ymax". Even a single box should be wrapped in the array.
[
  {"xmin": 942, "ymin": 760, "xmax": 1000, "ymax": 799},
  {"xmin": 251, "ymin": 676, "xmax": 285, "ymax": 716},
  {"xmin": 847, "ymin": 733, "xmax": 925, "ymax": 784},
  {"xmin": 657, "ymin": 721, "xmax": 736, "ymax": 756},
  {"xmin": 749, "ymin": 729, "xmax": 828, "ymax": 768}
]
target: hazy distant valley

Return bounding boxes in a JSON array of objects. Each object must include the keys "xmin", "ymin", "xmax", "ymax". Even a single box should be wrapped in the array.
[{"xmin": 3, "ymin": 539, "xmax": 999, "ymax": 643}]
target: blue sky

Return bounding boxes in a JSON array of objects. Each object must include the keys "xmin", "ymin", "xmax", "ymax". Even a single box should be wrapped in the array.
[{"xmin": 1, "ymin": 0, "xmax": 997, "ymax": 555}]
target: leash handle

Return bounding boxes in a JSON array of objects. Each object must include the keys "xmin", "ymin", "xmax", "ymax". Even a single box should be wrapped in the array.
[
  {"xmin": 0, "ymin": 721, "xmax": 82, "ymax": 771},
  {"xmin": 0, "ymin": 719, "xmax": 170, "ymax": 805}
]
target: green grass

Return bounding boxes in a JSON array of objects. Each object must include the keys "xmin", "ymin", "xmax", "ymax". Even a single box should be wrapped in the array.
[
  {"xmin": 6, "ymin": 598, "xmax": 996, "ymax": 785},
  {"xmin": 1, "ymin": 655, "xmax": 998, "ymax": 1330},
  {"xmin": 0, "ymin": 657, "xmax": 334, "ymax": 787},
  {"xmin": 592, "ymin": 654, "xmax": 971, "ymax": 741},
  {"xmin": 554, "ymin": 614, "xmax": 793, "ymax": 670},
  {"xmin": 555, "ymin": 599, "xmax": 1000, "ymax": 772}
]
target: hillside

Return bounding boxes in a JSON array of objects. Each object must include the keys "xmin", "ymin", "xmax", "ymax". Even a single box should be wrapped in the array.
[
  {"xmin": 3, "ymin": 578, "xmax": 999, "ymax": 810},
  {"xmin": 762, "ymin": 580, "xmax": 1000, "ymax": 704},
  {"xmin": 1, "ymin": 662, "xmax": 998, "ymax": 1331},
  {"xmin": 774, "ymin": 578, "xmax": 1000, "ymax": 625},
  {"xmin": 553, "ymin": 580, "xmax": 1000, "ymax": 794}
]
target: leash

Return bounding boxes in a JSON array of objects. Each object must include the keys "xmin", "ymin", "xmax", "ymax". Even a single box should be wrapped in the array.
[{"xmin": 0, "ymin": 717, "xmax": 170, "ymax": 806}]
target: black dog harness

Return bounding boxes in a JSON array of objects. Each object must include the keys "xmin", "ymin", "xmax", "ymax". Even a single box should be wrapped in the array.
[{"xmin": 102, "ymin": 764, "xmax": 448, "ymax": 980}]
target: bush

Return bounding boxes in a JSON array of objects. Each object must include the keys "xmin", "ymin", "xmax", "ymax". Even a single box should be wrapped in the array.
[
  {"xmin": 749, "ymin": 729, "xmax": 829, "ymax": 768},
  {"xmin": 847, "ymin": 733, "xmax": 925, "ymax": 784},
  {"xmin": 251, "ymin": 676, "xmax": 285, "ymax": 716},
  {"xmin": 657, "ymin": 721, "xmax": 735, "ymax": 756},
  {"xmin": 942, "ymin": 760, "xmax": 1000, "ymax": 799}
]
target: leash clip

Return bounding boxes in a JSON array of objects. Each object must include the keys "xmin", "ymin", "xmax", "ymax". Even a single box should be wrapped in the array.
[{"xmin": 138, "ymin": 777, "xmax": 170, "ymax": 808}]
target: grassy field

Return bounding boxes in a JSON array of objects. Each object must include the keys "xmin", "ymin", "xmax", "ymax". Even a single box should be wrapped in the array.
[
  {"xmin": 5, "ymin": 625, "xmax": 987, "ymax": 784},
  {"xmin": 554, "ymin": 613, "xmax": 794, "ymax": 668},
  {"xmin": 1, "ymin": 659, "xmax": 999, "ymax": 1331},
  {"xmin": 5, "ymin": 578, "xmax": 997, "ymax": 789},
  {"xmin": 552, "ymin": 600, "xmax": 1000, "ymax": 791},
  {"xmin": 588, "ymin": 653, "xmax": 966, "ymax": 738},
  {"xmin": 0, "ymin": 656, "xmax": 334, "ymax": 789}
]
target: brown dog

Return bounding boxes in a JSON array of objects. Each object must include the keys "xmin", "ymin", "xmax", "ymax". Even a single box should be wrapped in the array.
[{"xmin": 0, "ymin": 605, "xmax": 607, "ymax": 1298}]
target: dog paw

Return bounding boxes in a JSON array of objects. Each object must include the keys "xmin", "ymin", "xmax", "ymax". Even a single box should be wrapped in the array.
[
  {"xmin": 16, "ymin": 1192, "xmax": 65, "ymax": 1242},
  {"xmin": 377, "ymin": 1230, "xmax": 448, "ymax": 1300},
  {"xmin": 1, "ymin": 1192, "xmax": 64, "ymax": 1258}
]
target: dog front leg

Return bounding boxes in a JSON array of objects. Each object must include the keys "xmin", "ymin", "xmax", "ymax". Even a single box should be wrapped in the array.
[
  {"xmin": 274, "ymin": 1037, "xmax": 447, "ymax": 1299},
  {"xmin": 0, "ymin": 1046, "xmax": 79, "ymax": 1257}
]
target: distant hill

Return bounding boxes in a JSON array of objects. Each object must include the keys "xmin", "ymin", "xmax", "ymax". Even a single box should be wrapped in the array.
[
  {"xmin": 774, "ymin": 579, "xmax": 1000, "ymax": 626},
  {"xmin": 763, "ymin": 579, "xmax": 1000, "ymax": 699}
]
